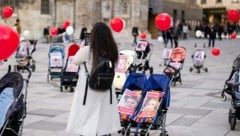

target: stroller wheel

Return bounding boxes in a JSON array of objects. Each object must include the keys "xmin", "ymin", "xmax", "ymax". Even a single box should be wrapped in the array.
[
  {"xmin": 197, "ymin": 69, "xmax": 200, "ymax": 73},
  {"xmin": 70, "ymin": 87, "xmax": 74, "ymax": 92},
  {"xmin": 229, "ymin": 109, "xmax": 236, "ymax": 130},
  {"xmin": 204, "ymin": 68, "xmax": 208, "ymax": 72},
  {"xmin": 60, "ymin": 86, "xmax": 63, "ymax": 92},
  {"xmin": 31, "ymin": 64, "xmax": 36, "ymax": 72},
  {"xmin": 189, "ymin": 67, "xmax": 193, "ymax": 72},
  {"xmin": 160, "ymin": 133, "xmax": 168, "ymax": 136}
]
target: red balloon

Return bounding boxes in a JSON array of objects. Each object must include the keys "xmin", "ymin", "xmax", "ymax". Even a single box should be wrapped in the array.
[
  {"xmin": 211, "ymin": 48, "xmax": 220, "ymax": 56},
  {"xmin": 230, "ymin": 32, "xmax": 237, "ymax": 39},
  {"xmin": 68, "ymin": 43, "xmax": 80, "ymax": 57},
  {"xmin": 2, "ymin": 6, "xmax": 13, "ymax": 18},
  {"xmin": 110, "ymin": 17, "xmax": 124, "ymax": 32},
  {"xmin": 140, "ymin": 32, "xmax": 147, "ymax": 39},
  {"xmin": 0, "ymin": 25, "xmax": 19, "ymax": 60},
  {"xmin": 62, "ymin": 20, "xmax": 71, "ymax": 30},
  {"xmin": 49, "ymin": 27, "xmax": 58, "ymax": 36},
  {"xmin": 227, "ymin": 9, "xmax": 239, "ymax": 22},
  {"xmin": 155, "ymin": 13, "xmax": 171, "ymax": 31}
]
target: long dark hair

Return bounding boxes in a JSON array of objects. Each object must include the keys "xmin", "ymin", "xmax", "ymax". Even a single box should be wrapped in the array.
[
  {"xmin": 90, "ymin": 22, "xmax": 118, "ymax": 72},
  {"xmin": 80, "ymin": 27, "xmax": 87, "ymax": 40}
]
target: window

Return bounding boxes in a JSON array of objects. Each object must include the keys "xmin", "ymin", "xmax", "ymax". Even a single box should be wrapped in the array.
[
  {"xmin": 216, "ymin": 0, "xmax": 222, "ymax": 3},
  {"xmin": 201, "ymin": 0, "xmax": 206, "ymax": 4},
  {"xmin": 41, "ymin": 0, "xmax": 50, "ymax": 15},
  {"xmin": 232, "ymin": 0, "xmax": 239, "ymax": 3},
  {"xmin": 0, "ymin": 0, "xmax": 18, "ymax": 9}
]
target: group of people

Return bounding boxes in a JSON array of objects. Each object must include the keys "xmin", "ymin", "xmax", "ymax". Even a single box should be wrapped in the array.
[{"xmin": 162, "ymin": 22, "xmax": 184, "ymax": 48}]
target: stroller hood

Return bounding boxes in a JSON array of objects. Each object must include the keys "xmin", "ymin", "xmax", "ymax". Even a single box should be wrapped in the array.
[
  {"xmin": 170, "ymin": 47, "xmax": 186, "ymax": 62},
  {"xmin": 121, "ymin": 73, "xmax": 147, "ymax": 93},
  {"xmin": 233, "ymin": 54, "xmax": 240, "ymax": 71}
]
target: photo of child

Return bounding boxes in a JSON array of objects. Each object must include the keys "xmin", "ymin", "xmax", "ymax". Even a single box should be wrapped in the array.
[
  {"xmin": 117, "ymin": 88, "xmax": 141, "ymax": 115},
  {"xmin": 136, "ymin": 91, "xmax": 164, "ymax": 118}
]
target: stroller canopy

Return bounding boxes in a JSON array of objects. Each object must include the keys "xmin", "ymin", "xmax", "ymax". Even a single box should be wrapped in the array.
[{"xmin": 170, "ymin": 47, "xmax": 186, "ymax": 62}]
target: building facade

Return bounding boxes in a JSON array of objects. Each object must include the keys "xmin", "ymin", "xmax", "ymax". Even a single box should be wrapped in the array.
[
  {"xmin": 2, "ymin": 0, "xmax": 238, "ymax": 39},
  {"xmin": 149, "ymin": 0, "xmax": 202, "ymax": 38},
  {"xmin": 196, "ymin": 0, "xmax": 240, "ymax": 25},
  {"xmin": 0, "ymin": 0, "xmax": 149, "ymax": 40}
]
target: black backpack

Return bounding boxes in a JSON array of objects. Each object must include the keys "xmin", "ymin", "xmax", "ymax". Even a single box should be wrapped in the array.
[{"xmin": 84, "ymin": 57, "xmax": 115, "ymax": 90}]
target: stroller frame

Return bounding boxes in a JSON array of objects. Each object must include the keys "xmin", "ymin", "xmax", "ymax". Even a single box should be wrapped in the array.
[
  {"xmin": 118, "ymin": 73, "xmax": 170, "ymax": 136},
  {"xmin": 221, "ymin": 54, "xmax": 240, "ymax": 130},
  {"xmin": 128, "ymin": 41, "xmax": 154, "ymax": 74},
  {"xmin": 14, "ymin": 40, "xmax": 38, "ymax": 73},
  {"xmin": 47, "ymin": 43, "xmax": 65, "ymax": 82},
  {"xmin": 0, "ymin": 65, "xmax": 31, "ymax": 136}
]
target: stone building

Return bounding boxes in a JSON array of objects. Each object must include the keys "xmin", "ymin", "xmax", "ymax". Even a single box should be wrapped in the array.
[{"xmin": 3, "ymin": 0, "xmax": 237, "ymax": 40}]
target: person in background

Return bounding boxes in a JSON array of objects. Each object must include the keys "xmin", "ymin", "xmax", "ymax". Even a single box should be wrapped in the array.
[
  {"xmin": 14, "ymin": 19, "xmax": 22, "ymax": 35},
  {"xmin": 208, "ymin": 24, "xmax": 216, "ymax": 48},
  {"xmin": 66, "ymin": 22, "xmax": 121, "ymax": 136},
  {"xmin": 172, "ymin": 23, "xmax": 182, "ymax": 48}
]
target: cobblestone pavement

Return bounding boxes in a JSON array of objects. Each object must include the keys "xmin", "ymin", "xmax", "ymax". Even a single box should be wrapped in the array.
[{"xmin": 0, "ymin": 37, "xmax": 240, "ymax": 136}]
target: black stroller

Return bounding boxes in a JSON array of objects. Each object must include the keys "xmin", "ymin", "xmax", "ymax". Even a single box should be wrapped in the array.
[
  {"xmin": 221, "ymin": 54, "xmax": 240, "ymax": 130},
  {"xmin": 14, "ymin": 40, "xmax": 38, "ymax": 72},
  {"xmin": 60, "ymin": 43, "xmax": 80, "ymax": 92},
  {"xmin": 0, "ymin": 65, "xmax": 31, "ymax": 136},
  {"xmin": 128, "ymin": 40, "xmax": 154, "ymax": 74}
]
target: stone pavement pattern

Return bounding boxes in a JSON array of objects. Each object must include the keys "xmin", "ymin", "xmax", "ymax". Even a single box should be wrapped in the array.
[{"xmin": 0, "ymin": 37, "xmax": 240, "ymax": 136}]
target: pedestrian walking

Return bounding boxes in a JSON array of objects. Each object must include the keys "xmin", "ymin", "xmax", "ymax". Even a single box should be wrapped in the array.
[
  {"xmin": 66, "ymin": 22, "xmax": 121, "ymax": 136},
  {"xmin": 172, "ymin": 23, "xmax": 182, "ymax": 48}
]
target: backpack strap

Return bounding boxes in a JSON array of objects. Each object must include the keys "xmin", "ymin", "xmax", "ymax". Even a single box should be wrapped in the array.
[
  {"xmin": 83, "ymin": 62, "xmax": 89, "ymax": 105},
  {"xmin": 82, "ymin": 62, "xmax": 112, "ymax": 105}
]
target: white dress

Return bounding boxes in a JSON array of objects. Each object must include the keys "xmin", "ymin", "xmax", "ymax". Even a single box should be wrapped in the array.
[{"xmin": 66, "ymin": 46, "xmax": 121, "ymax": 136}]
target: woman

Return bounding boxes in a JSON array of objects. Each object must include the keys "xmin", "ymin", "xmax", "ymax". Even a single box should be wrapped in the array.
[{"xmin": 66, "ymin": 22, "xmax": 121, "ymax": 136}]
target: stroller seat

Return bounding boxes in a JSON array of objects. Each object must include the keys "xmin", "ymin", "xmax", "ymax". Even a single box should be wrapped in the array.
[
  {"xmin": 163, "ymin": 47, "xmax": 186, "ymax": 86},
  {"xmin": 118, "ymin": 73, "xmax": 170, "ymax": 136},
  {"xmin": 189, "ymin": 48, "xmax": 208, "ymax": 73}
]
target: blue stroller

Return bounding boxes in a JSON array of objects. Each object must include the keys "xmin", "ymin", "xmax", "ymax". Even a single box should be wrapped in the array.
[
  {"xmin": 0, "ymin": 66, "xmax": 31, "ymax": 136},
  {"xmin": 118, "ymin": 73, "xmax": 171, "ymax": 136},
  {"xmin": 47, "ymin": 44, "xmax": 65, "ymax": 82}
]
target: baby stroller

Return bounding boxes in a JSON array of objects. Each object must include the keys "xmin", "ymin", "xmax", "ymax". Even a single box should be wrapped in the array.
[
  {"xmin": 221, "ymin": 54, "xmax": 240, "ymax": 130},
  {"xmin": 163, "ymin": 47, "xmax": 186, "ymax": 86},
  {"xmin": 47, "ymin": 44, "xmax": 65, "ymax": 82},
  {"xmin": 118, "ymin": 73, "xmax": 171, "ymax": 136},
  {"xmin": 161, "ymin": 48, "xmax": 172, "ymax": 66},
  {"xmin": 129, "ymin": 40, "xmax": 154, "ymax": 74},
  {"xmin": 14, "ymin": 39, "xmax": 37, "ymax": 72},
  {"xmin": 189, "ymin": 47, "xmax": 208, "ymax": 73},
  {"xmin": 60, "ymin": 43, "xmax": 80, "ymax": 92},
  {"xmin": 113, "ymin": 50, "xmax": 136, "ymax": 94},
  {"xmin": 0, "ymin": 65, "xmax": 31, "ymax": 136}
]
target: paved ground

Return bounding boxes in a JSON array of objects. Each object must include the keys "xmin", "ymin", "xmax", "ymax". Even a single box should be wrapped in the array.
[{"xmin": 0, "ymin": 36, "xmax": 240, "ymax": 136}]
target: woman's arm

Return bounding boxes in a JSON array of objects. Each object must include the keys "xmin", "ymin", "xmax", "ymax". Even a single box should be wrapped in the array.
[{"xmin": 73, "ymin": 45, "xmax": 90, "ymax": 65}]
